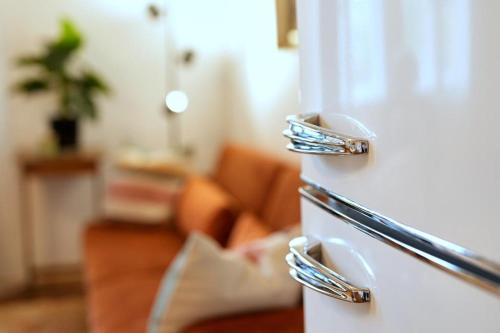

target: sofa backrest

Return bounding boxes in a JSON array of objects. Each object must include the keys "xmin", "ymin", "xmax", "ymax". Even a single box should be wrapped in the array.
[
  {"xmin": 213, "ymin": 144, "xmax": 283, "ymax": 215},
  {"xmin": 225, "ymin": 166, "xmax": 302, "ymax": 249}
]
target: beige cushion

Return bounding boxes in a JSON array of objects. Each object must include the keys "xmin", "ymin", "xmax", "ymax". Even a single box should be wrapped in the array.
[{"xmin": 148, "ymin": 232, "xmax": 301, "ymax": 333}]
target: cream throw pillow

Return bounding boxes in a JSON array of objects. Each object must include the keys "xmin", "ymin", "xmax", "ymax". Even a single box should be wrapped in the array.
[{"xmin": 148, "ymin": 231, "xmax": 300, "ymax": 333}]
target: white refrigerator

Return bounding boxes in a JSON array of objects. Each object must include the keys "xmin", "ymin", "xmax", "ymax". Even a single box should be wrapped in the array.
[{"xmin": 285, "ymin": 1, "xmax": 500, "ymax": 332}]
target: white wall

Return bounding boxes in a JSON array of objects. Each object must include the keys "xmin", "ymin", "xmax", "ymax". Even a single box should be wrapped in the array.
[
  {"xmin": 222, "ymin": 0, "xmax": 301, "ymax": 160},
  {"xmin": 0, "ymin": 0, "xmax": 299, "ymax": 291},
  {"xmin": 168, "ymin": 0, "xmax": 300, "ymax": 160},
  {"xmin": 0, "ymin": 5, "xmax": 25, "ymax": 293},
  {"xmin": 166, "ymin": 0, "xmax": 231, "ymax": 172}
]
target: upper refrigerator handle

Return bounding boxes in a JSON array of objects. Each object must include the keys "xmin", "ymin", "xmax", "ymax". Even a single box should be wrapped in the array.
[
  {"xmin": 287, "ymin": 235, "xmax": 371, "ymax": 303},
  {"xmin": 283, "ymin": 113, "xmax": 369, "ymax": 155}
]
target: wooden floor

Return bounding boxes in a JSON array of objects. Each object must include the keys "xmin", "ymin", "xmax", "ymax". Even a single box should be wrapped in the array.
[
  {"xmin": 0, "ymin": 267, "xmax": 87, "ymax": 333},
  {"xmin": 0, "ymin": 294, "xmax": 87, "ymax": 333}
]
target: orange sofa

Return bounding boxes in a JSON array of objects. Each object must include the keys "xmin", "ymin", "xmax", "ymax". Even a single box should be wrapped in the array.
[{"xmin": 83, "ymin": 144, "xmax": 304, "ymax": 333}]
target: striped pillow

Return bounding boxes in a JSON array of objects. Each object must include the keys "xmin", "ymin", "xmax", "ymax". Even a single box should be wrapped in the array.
[{"xmin": 104, "ymin": 176, "xmax": 182, "ymax": 224}]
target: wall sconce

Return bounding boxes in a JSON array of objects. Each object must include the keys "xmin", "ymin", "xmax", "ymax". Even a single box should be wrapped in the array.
[{"xmin": 275, "ymin": 0, "xmax": 298, "ymax": 48}]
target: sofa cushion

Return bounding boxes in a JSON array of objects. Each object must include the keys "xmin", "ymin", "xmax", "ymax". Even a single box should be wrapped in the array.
[
  {"xmin": 183, "ymin": 307, "xmax": 304, "ymax": 333},
  {"xmin": 87, "ymin": 270, "xmax": 165, "ymax": 333},
  {"xmin": 175, "ymin": 177, "xmax": 237, "ymax": 245},
  {"xmin": 261, "ymin": 167, "xmax": 302, "ymax": 230},
  {"xmin": 148, "ymin": 233, "xmax": 301, "ymax": 333},
  {"xmin": 214, "ymin": 144, "xmax": 282, "ymax": 214},
  {"xmin": 84, "ymin": 222, "xmax": 184, "ymax": 285},
  {"xmin": 226, "ymin": 213, "xmax": 272, "ymax": 249}
]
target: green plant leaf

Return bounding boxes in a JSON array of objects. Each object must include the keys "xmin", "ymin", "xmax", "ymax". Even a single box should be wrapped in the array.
[
  {"xmin": 81, "ymin": 70, "xmax": 110, "ymax": 94},
  {"xmin": 15, "ymin": 78, "xmax": 50, "ymax": 93},
  {"xmin": 42, "ymin": 18, "xmax": 83, "ymax": 72},
  {"xmin": 16, "ymin": 55, "xmax": 44, "ymax": 67},
  {"xmin": 59, "ymin": 19, "xmax": 83, "ymax": 48}
]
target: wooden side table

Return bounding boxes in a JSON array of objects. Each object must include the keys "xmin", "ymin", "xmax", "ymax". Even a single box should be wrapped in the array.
[{"xmin": 17, "ymin": 151, "xmax": 102, "ymax": 289}]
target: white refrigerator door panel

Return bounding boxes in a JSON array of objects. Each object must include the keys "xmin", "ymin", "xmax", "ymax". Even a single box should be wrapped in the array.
[
  {"xmin": 297, "ymin": 0, "xmax": 500, "ymax": 255},
  {"xmin": 295, "ymin": 0, "xmax": 500, "ymax": 331},
  {"xmin": 301, "ymin": 200, "xmax": 500, "ymax": 333}
]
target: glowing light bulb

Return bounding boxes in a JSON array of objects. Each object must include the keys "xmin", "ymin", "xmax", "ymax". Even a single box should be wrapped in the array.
[{"xmin": 165, "ymin": 90, "xmax": 189, "ymax": 113}]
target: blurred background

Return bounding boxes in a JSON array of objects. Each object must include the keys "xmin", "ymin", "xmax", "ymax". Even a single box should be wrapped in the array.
[{"xmin": 0, "ymin": 0, "xmax": 301, "ymax": 332}]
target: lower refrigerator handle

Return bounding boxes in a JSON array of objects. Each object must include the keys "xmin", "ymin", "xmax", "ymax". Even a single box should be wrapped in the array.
[{"xmin": 286, "ymin": 235, "xmax": 371, "ymax": 303}]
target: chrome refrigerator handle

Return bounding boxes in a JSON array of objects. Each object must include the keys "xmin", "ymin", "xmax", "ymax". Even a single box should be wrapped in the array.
[
  {"xmin": 286, "ymin": 235, "xmax": 371, "ymax": 303},
  {"xmin": 283, "ymin": 113, "xmax": 369, "ymax": 155},
  {"xmin": 300, "ymin": 180, "xmax": 500, "ymax": 295}
]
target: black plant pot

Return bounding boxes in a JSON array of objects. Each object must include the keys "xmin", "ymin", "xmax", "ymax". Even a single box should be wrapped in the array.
[{"xmin": 51, "ymin": 117, "xmax": 79, "ymax": 151}]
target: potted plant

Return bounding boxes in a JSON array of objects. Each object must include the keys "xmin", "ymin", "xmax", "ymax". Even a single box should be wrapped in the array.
[{"xmin": 14, "ymin": 18, "xmax": 110, "ymax": 151}]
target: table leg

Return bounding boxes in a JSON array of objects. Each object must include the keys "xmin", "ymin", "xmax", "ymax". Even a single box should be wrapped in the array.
[
  {"xmin": 19, "ymin": 174, "xmax": 35, "ymax": 292},
  {"xmin": 92, "ymin": 172, "xmax": 103, "ymax": 215}
]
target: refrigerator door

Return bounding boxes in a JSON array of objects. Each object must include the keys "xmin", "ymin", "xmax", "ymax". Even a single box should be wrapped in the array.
[
  {"xmin": 300, "ymin": 196, "xmax": 499, "ymax": 333},
  {"xmin": 293, "ymin": 0, "xmax": 500, "ymax": 331}
]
